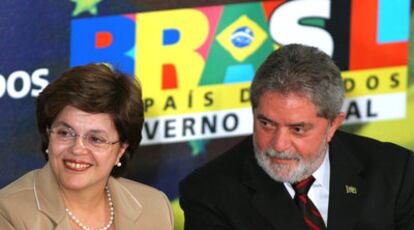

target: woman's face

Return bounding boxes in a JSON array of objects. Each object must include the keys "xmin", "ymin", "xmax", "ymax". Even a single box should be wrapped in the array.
[{"xmin": 47, "ymin": 105, "xmax": 128, "ymax": 192}]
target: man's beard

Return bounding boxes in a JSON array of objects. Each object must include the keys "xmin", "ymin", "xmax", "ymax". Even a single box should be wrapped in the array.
[{"xmin": 254, "ymin": 135, "xmax": 328, "ymax": 184}]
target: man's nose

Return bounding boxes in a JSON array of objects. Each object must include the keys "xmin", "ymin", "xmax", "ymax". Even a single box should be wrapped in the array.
[{"xmin": 271, "ymin": 129, "xmax": 291, "ymax": 152}]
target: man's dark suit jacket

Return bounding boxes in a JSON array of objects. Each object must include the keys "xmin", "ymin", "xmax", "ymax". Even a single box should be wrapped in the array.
[{"xmin": 179, "ymin": 130, "xmax": 414, "ymax": 230}]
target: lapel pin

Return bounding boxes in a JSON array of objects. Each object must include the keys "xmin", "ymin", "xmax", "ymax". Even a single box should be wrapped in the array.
[{"xmin": 345, "ymin": 185, "xmax": 357, "ymax": 194}]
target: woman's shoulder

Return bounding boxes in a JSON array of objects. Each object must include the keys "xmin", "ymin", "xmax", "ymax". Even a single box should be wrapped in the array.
[
  {"xmin": 0, "ymin": 169, "xmax": 40, "ymax": 222},
  {"xmin": 0, "ymin": 169, "xmax": 38, "ymax": 200}
]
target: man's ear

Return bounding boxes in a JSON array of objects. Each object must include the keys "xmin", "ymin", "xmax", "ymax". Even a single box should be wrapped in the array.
[{"xmin": 327, "ymin": 112, "xmax": 345, "ymax": 142}]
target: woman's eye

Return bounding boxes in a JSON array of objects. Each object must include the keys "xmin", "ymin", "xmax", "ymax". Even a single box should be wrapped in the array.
[
  {"xmin": 89, "ymin": 135, "xmax": 106, "ymax": 144},
  {"xmin": 57, "ymin": 129, "xmax": 71, "ymax": 137}
]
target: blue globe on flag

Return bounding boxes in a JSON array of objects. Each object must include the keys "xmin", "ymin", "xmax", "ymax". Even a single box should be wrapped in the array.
[{"xmin": 230, "ymin": 27, "xmax": 254, "ymax": 48}]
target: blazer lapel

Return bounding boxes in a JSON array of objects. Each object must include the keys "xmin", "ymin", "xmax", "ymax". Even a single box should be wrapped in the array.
[
  {"xmin": 327, "ymin": 132, "xmax": 364, "ymax": 230},
  {"xmin": 108, "ymin": 177, "xmax": 143, "ymax": 229},
  {"xmin": 34, "ymin": 163, "xmax": 72, "ymax": 229},
  {"xmin": 34, "ymin": 164, "xmax": 145, "ymax": 229},
  {"xmin": 243, "ymin": 150, "xmax": 309, "ymax": 230}
]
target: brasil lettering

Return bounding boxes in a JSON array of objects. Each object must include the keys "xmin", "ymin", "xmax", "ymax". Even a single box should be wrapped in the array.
[{"xmin": 70, "ymin": 0, "xmax": 410, "ymax": 144}]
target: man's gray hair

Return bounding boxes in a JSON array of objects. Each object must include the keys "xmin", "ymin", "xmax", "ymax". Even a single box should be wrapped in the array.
[{"xmin": 250, "ymin": 44, "xmax": 344, "ymax": 121}]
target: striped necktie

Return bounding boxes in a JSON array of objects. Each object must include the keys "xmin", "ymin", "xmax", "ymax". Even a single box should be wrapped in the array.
[{"xmin": 292, "ymin": 176, "xmax": 326, "ymax": 230}]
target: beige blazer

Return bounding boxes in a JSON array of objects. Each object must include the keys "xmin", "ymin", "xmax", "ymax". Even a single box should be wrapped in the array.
[{"xmin": 0, "ymin": 163, "xmax": 174, "ymax": 230}]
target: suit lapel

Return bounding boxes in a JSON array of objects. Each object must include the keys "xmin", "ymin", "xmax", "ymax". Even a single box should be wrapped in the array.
[
  {"xmin": 242, "ymin": 148, "xmax": 308, "ymax": 230},
  {"xmin": 240, "ymin": 132, "xmax": 366, "ymax": 230},
  {"xmin": 327, "ymin": 132, "xmax": 364, "ymax": 229}
]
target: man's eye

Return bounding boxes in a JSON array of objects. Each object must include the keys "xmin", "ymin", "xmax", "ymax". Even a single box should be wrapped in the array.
[
  {"xmin": 260, "ymin": 119, "xmax": 269, "ymax": 126},
  {"xmin": 292, "ymin": 126, "xmax": 305, "ymax": 134},
  {"xmin": 259, "ymin": 119, "xmax": 274, "ymax": 129}
]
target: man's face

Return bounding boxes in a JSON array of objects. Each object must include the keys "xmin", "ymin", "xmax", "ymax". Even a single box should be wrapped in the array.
[{"xmin": 253, "ymin": 91, "xmax": 344, "ymax": 183}]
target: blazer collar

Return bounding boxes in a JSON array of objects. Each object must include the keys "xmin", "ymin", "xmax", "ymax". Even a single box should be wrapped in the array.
[
  {"xmin": 108, "ymin": 177, "xmax": 143, "ymax": 228},
  {"xmin": 327, "ymin": 131, "xmax": 364, "ymax": 230},
  {"xmin": 34, "ymin": 163, "xmax": 143, "ymax": 229},
  {"xmin": 33, "ymin": 163, "xmax": 70, "ymax": 229},
  {"xmin": 241, "ymin": 138, "xmax": 309, "ymax": 230}
]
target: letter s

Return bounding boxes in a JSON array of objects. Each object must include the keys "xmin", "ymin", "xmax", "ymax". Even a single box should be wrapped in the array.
[
  {"xmin": 31, "ymin": 68, "xmax": 49, "ymax": 97},
  {"xmin": 269, "ymin": 0, "xmax": 333, "ymax": 56}
]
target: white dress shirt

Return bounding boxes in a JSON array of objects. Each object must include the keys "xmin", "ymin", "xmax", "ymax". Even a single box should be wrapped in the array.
[{"xmin": 284, "ymin": 150, "xmax": 330, "ymax": 226}]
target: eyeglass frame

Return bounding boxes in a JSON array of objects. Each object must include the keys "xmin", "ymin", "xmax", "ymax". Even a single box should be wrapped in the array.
[{"xmin": 46, "ymin": 126, "xmax": 120, "ymax": 150}]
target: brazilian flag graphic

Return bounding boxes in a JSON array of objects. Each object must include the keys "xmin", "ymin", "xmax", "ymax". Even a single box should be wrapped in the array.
[{"xmin": 199, "ymin": 2, "xmax": 274, "ymax": 86}]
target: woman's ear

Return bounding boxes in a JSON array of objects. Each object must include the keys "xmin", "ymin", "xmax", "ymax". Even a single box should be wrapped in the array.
[{"xmin": 116, "ymin": 143, "xmax": 129, "ymax": 163}]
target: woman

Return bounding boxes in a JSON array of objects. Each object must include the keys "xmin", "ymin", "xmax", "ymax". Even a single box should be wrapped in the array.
[{"xmin": 0, "ymin": 64, "xmax": 174, "ymax": 229}]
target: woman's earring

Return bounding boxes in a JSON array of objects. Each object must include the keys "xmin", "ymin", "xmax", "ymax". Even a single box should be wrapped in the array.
[
  {"xmin": 116, "ymin": 162, "xmax": 122, "ymax": 167},
  {"xmin": 45, "ymin": 149, "xmax": 49, "ymax": 154}
]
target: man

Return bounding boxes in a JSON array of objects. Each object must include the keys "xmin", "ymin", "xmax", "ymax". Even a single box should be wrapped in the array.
[{"xmin": 179, "ymin": 44, "xmax": 414, "ymax": 230}]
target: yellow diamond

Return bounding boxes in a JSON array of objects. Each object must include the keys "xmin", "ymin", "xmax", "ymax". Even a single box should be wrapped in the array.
[{"xmin": 216, "ymin": 15, "xmax": 267, "ymax": 62}]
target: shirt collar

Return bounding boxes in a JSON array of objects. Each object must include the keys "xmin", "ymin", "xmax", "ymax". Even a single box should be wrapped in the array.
[
  {"xmin": 284, "ymin": 148, "xmax": 330, "ymax": 197},
  {"xmin": 312, "ymin": 148, "xmax": 330, "ymax": 193}
]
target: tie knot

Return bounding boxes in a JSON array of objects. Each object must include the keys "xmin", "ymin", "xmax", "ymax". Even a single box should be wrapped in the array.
[{"xmin": 292, "ymin": 176, "xmax": 315, "ymax": 195}]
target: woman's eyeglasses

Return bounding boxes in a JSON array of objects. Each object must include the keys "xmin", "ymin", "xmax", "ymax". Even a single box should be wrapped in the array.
[{"xmin": 47, "ymin": 126, "xmax": 120, "ymax": 151}]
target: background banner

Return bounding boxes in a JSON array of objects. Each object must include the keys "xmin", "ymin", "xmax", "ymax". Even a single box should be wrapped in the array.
[{"xmin": 1, "ymin": 0, "xmax": 413, "ymax": 229}]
